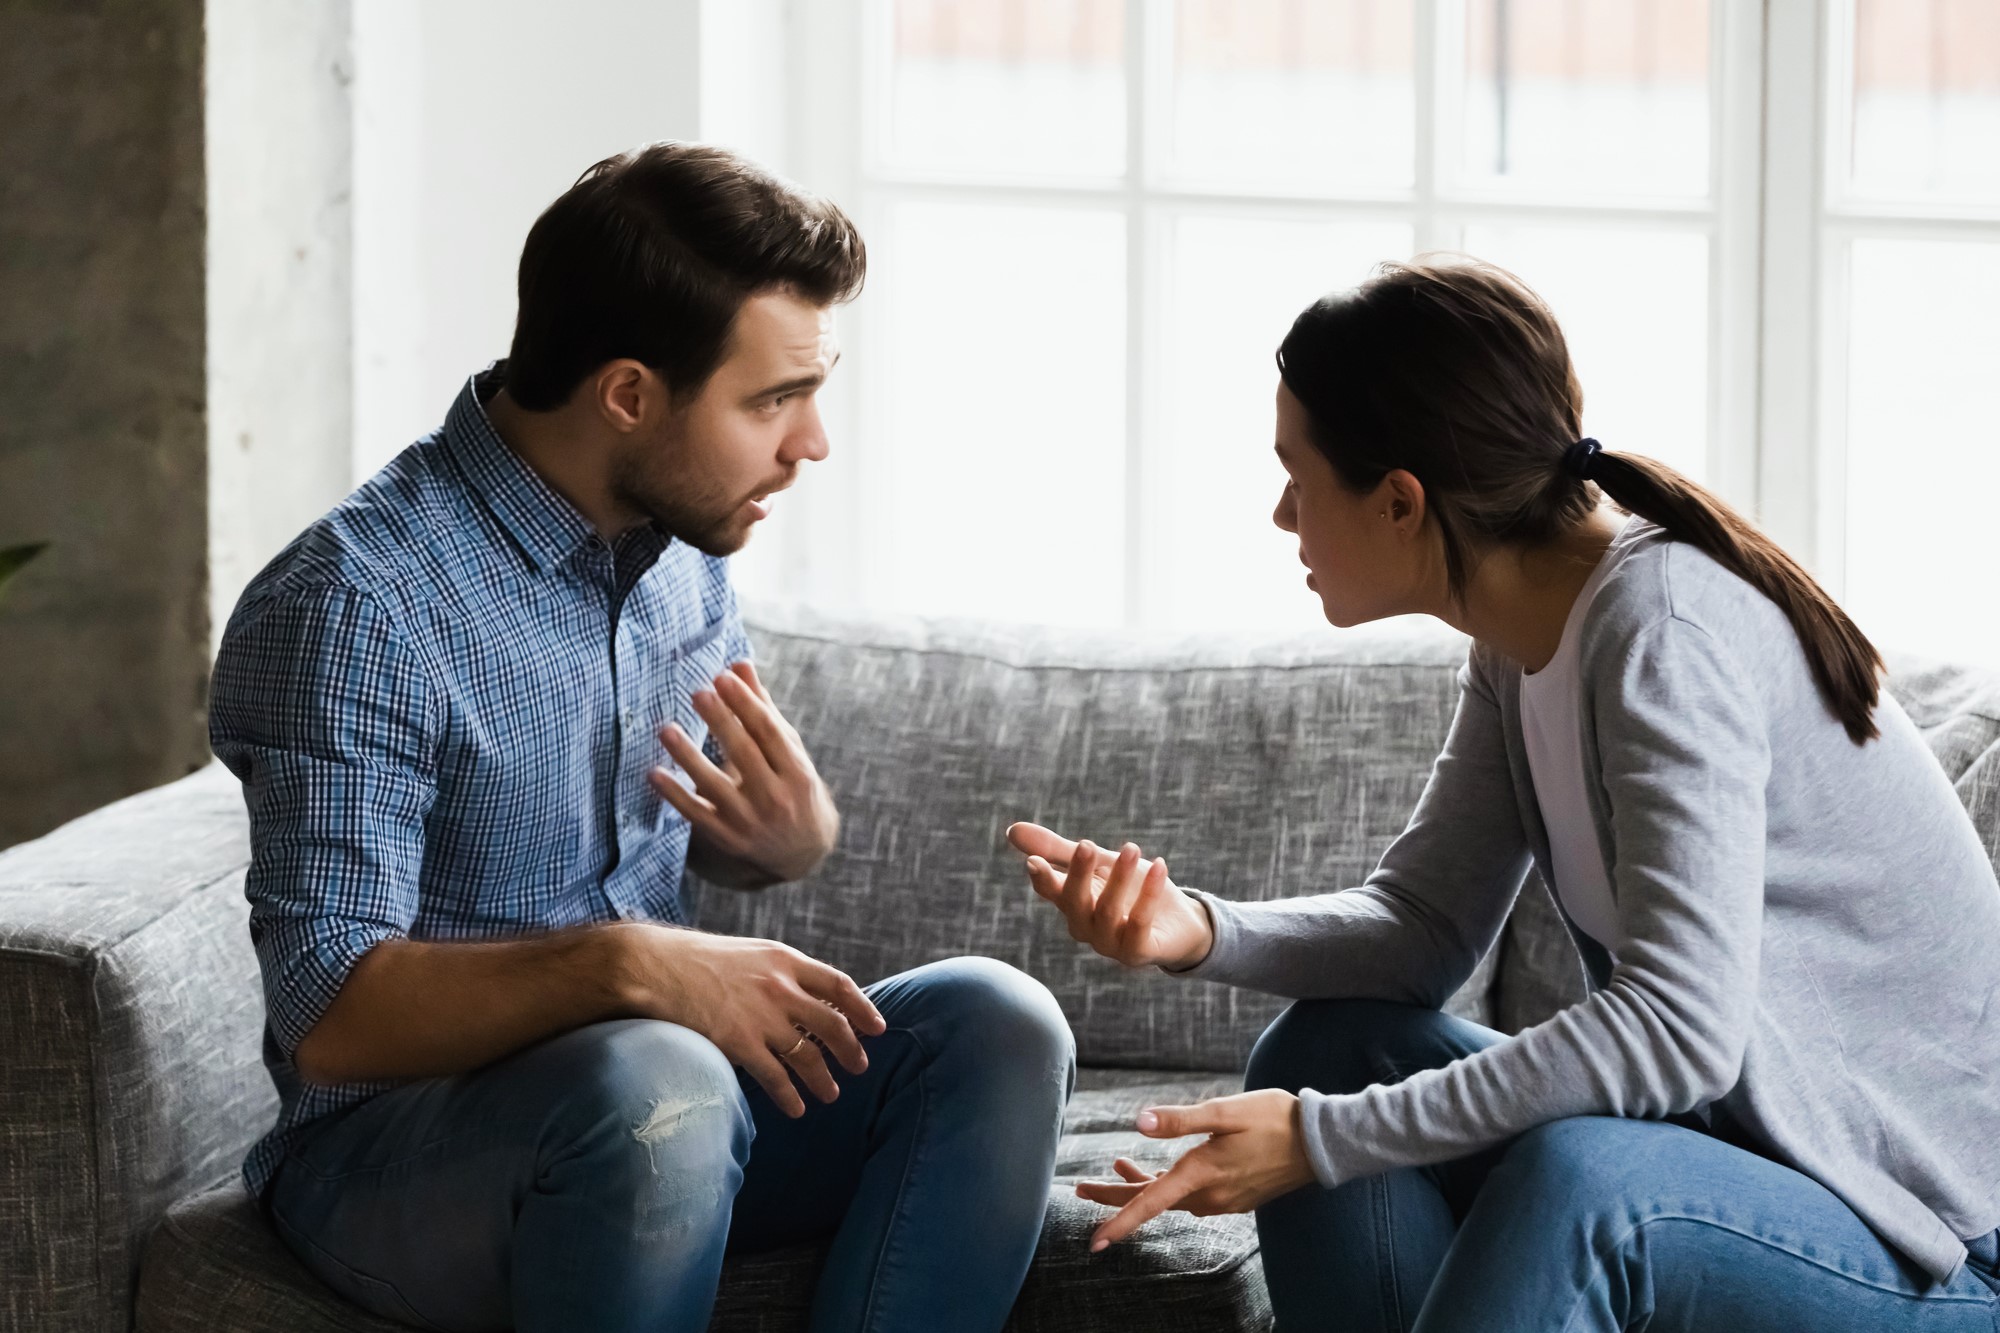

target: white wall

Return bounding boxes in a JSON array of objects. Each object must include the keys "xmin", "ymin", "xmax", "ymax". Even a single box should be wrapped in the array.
[
  {"xmin": 207, "ymin": 0, "xmax": 358, "ymax": 643},
  {"xmin": 351, "ymin": 0, "xmax": 724, "ymax": 479}
]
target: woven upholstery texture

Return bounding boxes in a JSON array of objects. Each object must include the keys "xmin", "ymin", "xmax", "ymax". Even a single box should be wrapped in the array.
[
  {"xmin": 692, "ymin": 607, "xmax": 1498, "ymax": 1071},
  {"xmin": 0, "ymin": 765, "xmax": 267, "ymax": 1333},
  {"xmin": 5, "ymin": 608, "xmax": 1998, "ymax": 1332},
  {"xmin": 134, "ymin": 1072, "xmax": 1269, "ymax": 1333}
]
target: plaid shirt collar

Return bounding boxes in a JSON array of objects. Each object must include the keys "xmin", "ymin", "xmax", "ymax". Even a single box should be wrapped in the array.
[{"xmin": 441, "ymin": 361, "xmax": 668, "ymax": 575}]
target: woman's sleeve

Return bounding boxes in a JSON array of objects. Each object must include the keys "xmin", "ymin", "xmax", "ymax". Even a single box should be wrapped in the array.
[
  {"xmin": 1174, "ymin": 642, "xmax": 1535, "ymax": 1007},
  {"xmin": 1292, "ymin": 614, "xmax": 1770, "ymax": 1191}
]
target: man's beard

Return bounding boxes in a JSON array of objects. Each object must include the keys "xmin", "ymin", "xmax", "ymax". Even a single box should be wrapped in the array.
[{"xmin": 611, "ymin": 444, "xmax": 753, "ymax": 557}]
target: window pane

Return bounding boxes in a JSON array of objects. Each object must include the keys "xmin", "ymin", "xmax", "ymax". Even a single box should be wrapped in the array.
[
  {"xmin": 1459, "ymin": 0, "xmax": 1710, "ymax": 198},
  {"xmin": 1148, "ymin": 215, "xmax": 1414, "ymax": 630},
  {"xmin": 1163, "ymin": 0, "xmax": 1414, "ymax": 193},
  {"xmin": 1844, "ymin": 239, "xmax": 2000, "ymax": 665},
  {"xmin": 881, "ymin": 0, "xmax": 1125, "ymax": 178},
  {"xmin": 1461, "ymin": 226, "xmax": 1709, "ymax": 479},
  {"xmin": 1847, "ymin": 0, "xmax": 2000, "ymax": 207},
  {"xmin": 869, "ymin": 201, "xmax": 1126, "ymax": 625}
]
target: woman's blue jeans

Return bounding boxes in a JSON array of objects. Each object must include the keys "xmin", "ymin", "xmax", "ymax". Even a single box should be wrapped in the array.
[
  {"xmin": 264, "ymin": 956, "xmax": 1075, "ymax": 1332},
  {"xmin": 1248, "ymin": 998, "xmax": 2000, "ymax": 1333}
]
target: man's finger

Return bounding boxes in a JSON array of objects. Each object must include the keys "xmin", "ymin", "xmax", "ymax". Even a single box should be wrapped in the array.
[
  {"xmin": 729, "ymin": 659, "xmax": 775, "ymax": 705},
  {"xmin": 1006, "ymin": 822, "xmax": 1077, "ymax": 870},
  {"xmin": 741, "ymin": 1048, "xmax": 806, "ymax": 1119},
  {"xmin": 690, "ymin": 690, "xmax": 777, "ymax": 786},
  {"xmin": 795, "ymin": 958, "xmax": 887, "ymax": 1037},
  {"xmin": 786, "ymin": 987, "xmax": 870, "ymax": 1076},
  {"xmin": 714, "ymin": 670, "xmax": 805, "ymax": 775},
  {"xmin": 775, "ymin": 1027, "xmax": 841, "ymax": 1104},
  {"xmin": 1137, "ymin": 1099, "xmax": 1235, "ymax": 1139},
  {"xmin": 649, "ymin": 765, "xmax": 732, "ymax": 842},
  {"xmin": 658, "ymin": 725, "xmax": 751, "ymax": 818},
  {"xmin": 1091, "ymin": 1158, "xmax": 1206, "ymax": 1251}
]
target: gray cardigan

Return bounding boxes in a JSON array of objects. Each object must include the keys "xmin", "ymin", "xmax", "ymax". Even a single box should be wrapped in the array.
[{"xmin": 1185, "ymin": 521, "xmax": 2000, "ymax": 1283}]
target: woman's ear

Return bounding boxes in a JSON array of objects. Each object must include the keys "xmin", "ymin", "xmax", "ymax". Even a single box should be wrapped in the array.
[{"xmin": 1381, "ymin": 469, "xmax": 1428, "ymax": 532}]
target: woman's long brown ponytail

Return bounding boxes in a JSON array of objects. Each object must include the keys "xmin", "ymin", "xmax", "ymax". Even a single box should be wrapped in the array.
[{"xmin": 1277, "ymin": 257, "xmax": 1883, "ymax": 744}]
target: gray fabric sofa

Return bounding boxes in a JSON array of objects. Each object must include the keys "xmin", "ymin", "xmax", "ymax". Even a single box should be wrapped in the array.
[{"xmin": 5, "ymin": 605, "xmax": 1998, "ymax": 1332}]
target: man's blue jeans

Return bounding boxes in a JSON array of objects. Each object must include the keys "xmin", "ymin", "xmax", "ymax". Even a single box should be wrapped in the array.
[
  {"xmin": 1247, "ymin": 998, "xmax": 2000, "ymax": 1332},
  {"xmin": 264, "ymin": 956, "xmax": 1075, "ymax": 1332}
]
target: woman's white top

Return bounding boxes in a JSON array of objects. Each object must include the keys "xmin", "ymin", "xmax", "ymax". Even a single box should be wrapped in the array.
[{"xmin": 1517, "ymin": 518, "xmax": 1637, "ymax": 954}]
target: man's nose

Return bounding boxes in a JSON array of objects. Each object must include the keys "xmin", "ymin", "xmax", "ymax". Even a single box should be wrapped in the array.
[{"xmin": 784, "ymin": 399, "xmax": 831, "ymax": 465}]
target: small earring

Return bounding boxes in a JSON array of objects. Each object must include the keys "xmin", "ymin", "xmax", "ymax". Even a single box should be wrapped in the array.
[{"xmin": 1379, "ymin": 510, "xmax": 1389, "ymax": 518}]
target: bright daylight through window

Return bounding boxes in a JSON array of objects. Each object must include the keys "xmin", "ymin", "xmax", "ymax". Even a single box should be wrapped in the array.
[{"xmin": 757, "ymin": 0, "xmax": 2000, "ymax": 666}]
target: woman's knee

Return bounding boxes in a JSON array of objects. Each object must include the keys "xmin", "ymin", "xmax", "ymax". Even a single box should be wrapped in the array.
[{"xmin": 1246, "ymin": 998, "xmax": 1477, "ymax": 1095}]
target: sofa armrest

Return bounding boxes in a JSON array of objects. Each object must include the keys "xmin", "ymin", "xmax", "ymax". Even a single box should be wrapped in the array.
[{"xmin": 0, "ymin": 765, "xmax": 271, "ymax": 1333}]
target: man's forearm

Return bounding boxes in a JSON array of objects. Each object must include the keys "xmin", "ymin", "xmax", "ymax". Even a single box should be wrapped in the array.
[{"xmin": 292, "ymin": 924, "xmax": 643, "ymax": 1085}]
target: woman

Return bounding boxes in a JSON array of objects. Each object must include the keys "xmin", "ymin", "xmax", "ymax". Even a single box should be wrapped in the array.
[{"xmin": 1007, "ymin": 258, "xmax": 2000, "ymax": 1331}]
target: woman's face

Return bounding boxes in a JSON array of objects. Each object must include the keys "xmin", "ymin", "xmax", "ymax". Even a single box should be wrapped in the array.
[{"xmin": 1271, "ymin": 381, "xmax": 1423, "ymax": 627}]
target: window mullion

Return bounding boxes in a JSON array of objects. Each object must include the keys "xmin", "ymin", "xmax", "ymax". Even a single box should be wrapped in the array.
[
  {"xmin": 1758, "ymin": 0, "xmax": 1831, "ymax": 577},
  {"xmin": 1123, "ymin": 0, "xmax": 1150, "ymax": 628}
]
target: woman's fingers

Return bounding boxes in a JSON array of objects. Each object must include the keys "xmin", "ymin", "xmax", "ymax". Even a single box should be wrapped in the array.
[
  {"xmin": 1112, "ymin": 1157, "xmax": 1154, "ymax": 1183},
  {"xmin": 1091, "ymin": 1154, "xmax": 1209, "ymax": 1251},
  {"xmin": 1059, "ymin": 841, "xmax": 1102, "ymax": 921},
  {"xmin": 1094, "ymin": 843, "xmax": 1149, "ymax": 947},
  {"xmin": 1120, "ymin": 856, "xmax": 1172, "ymax": 952},
  {"xmin": 1006, "ymin": 821, "xmax": 1078, "ymax": 870},
  {"xmin": 1075, "ymin": 1179, "xmax": 1147, "ymax": 1206},
  {"xmin": 1025, "ymin": 856, "xmax": 1065, "ymax": 903}
]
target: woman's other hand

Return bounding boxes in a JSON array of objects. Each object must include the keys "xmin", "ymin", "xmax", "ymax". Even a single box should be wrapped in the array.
[
  {"xmin": 1073, "ymin": 1089, "xmax": 1315, "ymax": 1251},
  {"xmin": 1005, "ymin": 823, "xmax": 1215, "ymax": 971}
]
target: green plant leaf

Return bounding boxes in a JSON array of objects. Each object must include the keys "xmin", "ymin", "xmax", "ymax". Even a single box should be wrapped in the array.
[{"xmin": 0, "ymin": 542, "xmax": 48, "ymax": 602}]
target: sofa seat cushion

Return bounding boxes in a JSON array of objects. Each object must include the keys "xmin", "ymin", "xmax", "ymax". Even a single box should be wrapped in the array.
[{"xmin": 136, "ymin": 1070, "xmax": 1270, "ymax": 1333}]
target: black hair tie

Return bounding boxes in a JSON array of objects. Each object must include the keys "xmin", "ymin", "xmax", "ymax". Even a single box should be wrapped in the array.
[{"xmin": 1562, "ymin": 437, "xmax": 1603, "ymax": 480}]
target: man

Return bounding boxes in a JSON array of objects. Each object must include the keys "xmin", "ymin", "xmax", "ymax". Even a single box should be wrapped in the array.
[{"xmin": 210, "ymin": 142, "xmax": 1074, "ymax": 1333}]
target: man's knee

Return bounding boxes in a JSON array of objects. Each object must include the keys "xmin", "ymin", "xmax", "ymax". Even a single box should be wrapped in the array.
[
  {"xmin": 540, "ymin": 1019, "xmax": 754, "ymax": 1188},
  {"xmin": 889, "ymin": 956, "xmax": 1075, "ymax": 1089},
  {"xmin": 1246, "ymin": 998, "xmax": 1462, "ymax": 1095}
]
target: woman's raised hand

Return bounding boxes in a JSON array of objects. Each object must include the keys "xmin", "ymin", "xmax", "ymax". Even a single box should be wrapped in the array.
[{"xmin": 1004, "ymin": 822, "xmax": 1215, "ymax": 971}]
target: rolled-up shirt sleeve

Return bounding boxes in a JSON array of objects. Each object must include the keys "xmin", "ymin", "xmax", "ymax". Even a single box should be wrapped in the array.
[{"xmin": 209, "ymin": 582, "xmax": 438, "ymax": 1061}]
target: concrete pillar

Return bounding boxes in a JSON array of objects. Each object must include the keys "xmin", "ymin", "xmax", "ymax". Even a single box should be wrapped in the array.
[{"xmin": 0, "ymin": 0, "xmax": 212, "ymax": 848}]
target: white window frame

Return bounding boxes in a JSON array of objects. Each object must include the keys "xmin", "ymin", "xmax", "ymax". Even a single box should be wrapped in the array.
[{"xmin": 771, "ymin": 0, "xmax": 1982, "ymax": 624}]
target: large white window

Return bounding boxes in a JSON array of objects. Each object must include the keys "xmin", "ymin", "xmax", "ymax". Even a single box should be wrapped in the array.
[{"xmin": 746, "ymin": 0, "xmax": 2000, "ymax": 665}]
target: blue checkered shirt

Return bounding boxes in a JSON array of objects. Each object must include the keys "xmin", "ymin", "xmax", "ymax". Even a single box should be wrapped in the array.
[{"xmin": 210, "ymin": 364, "xmax": 750, "ymax": 1199}]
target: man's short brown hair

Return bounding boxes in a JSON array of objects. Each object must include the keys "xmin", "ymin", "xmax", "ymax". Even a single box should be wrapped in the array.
[{"xmin": 505, "ymin": 141, "xmax": 866, "ymax": 411}]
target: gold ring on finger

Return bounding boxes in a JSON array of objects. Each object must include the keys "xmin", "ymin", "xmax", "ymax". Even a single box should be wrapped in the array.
[{"xmin": 780, "ymin": 1034, "xmax": 808, "ymax": 1059}]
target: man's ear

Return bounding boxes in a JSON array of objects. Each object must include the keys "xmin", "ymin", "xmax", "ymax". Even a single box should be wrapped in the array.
[{"xmin": 591, "ymin": 360, "xmax": 664, "ymax": 434}]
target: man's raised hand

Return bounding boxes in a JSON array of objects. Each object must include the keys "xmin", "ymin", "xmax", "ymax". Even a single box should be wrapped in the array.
[
  {"xmin": 650, "ymin": 661, "xmax": 839, "ymax": 884},
  {"xmin": 1005, "ymin": 822, "xmax": 1215, "ymax": 971}
]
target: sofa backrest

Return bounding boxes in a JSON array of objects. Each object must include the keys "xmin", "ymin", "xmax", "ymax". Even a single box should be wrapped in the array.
[{"xmin": 693, "ymin": 607, "xmax": 1500, "ymax": 1071}]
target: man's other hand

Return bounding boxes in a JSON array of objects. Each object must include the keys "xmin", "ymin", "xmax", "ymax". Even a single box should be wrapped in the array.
[{"xmin": 609, "ymin": 923, "xmax": 886, "ymax": 1118}]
